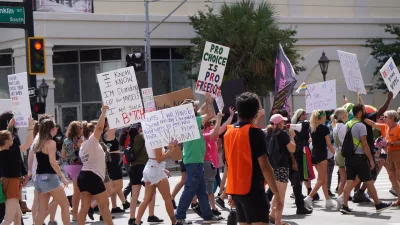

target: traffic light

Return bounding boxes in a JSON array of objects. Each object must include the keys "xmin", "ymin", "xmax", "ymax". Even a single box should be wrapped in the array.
[
  {"xmin": 31, "ymin": 102, "xmax": 45, "ymax": 115},
  {"xmin": 28, "ymin": 37, "xmax": 46, "ymax": 74},
  {"xmin": 126, "ymin": 52, "xmax": 145, "ymax": 71}
]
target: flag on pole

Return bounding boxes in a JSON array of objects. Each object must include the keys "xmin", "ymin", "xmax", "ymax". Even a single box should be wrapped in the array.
[{"xmin": 295, "ymin": 82, "xmax": 307, "ymax": 93}]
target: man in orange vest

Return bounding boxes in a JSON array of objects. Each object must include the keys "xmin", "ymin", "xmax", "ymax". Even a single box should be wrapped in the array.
[{"xmin": 224, "ymin": 92, "xmax": 282, "ymax": 224}]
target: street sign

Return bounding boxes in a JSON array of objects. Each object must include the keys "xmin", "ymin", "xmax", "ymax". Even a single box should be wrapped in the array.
[
  {"xmin": 28, "ymin": 87, "xmax": 35, "ymax": 97},
  {"xmin": 0, "ymin": 6, "xmax": 25, "ymax": 24}
]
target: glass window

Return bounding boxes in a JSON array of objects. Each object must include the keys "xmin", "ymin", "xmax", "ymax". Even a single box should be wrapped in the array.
[
  {"xmin": 171, "ymin": 48, "xmax": 186, "ymax": 59},
  {"xmin": 101, "ymin": 48, "xmax": 122, "ymax": 61},
  {"xmin": 102, "ymin": 61, "xmax": 122, "ymax": 74},
  {"xmin": 82, "ymin": 103, "xmax": 102, "ymax": 121},
  {"xmin": 54, "ymin": 64, "xmax": 80, "ymax": 103},
  {"xmin": 80, "ymin": 50, "xmax": 100, "ymax": 62},
  {"xmin": 81, "ymin": 63, "xmax": 101, "ymax": 102},
  {"xmin": 0, "ymin": 54, "xmax": 12, "ymax": 66},
  {"xmin": 0, "ymin": 67, "xmax": 13, "ymax": 98},
  {"xmin": 151, "ymin": 48, "xmax": 169, "ymax": 60},
  {"xmin": 152, "ymin": 61, "xmax": 171, "ymax": 95},
  {"xmin": 53, "ymin": 51, "xmax": 78, "ymax": 64},
  {"xmin": 172, "ymin": 61, "xmax": 191, "ymax": 91}
]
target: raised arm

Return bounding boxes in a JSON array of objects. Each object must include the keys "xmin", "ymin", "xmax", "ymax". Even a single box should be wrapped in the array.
[
  {"xmin": 357, "ymin": 92, "xmax": 364, "ymax": 105},
  {"xmin": 201, "ymin": 93, "xmax": 215, "ymax": 124},
  {"xmin": 20, "ymin": 118, "xmax": 35, "ymax": 152},
  {"xmin": 155, "ymin": 140, "xmax": 178, "ymax": 163},
  {"xmin": 219, "ymin": 107, "xmax": 235, "ymax": 134},
  {"xmin": 209, "ymin": 112, "xmax": 223, "ymax": 141},
  {"xmin": 363, "ymin": 118, "xmax": 379, "ymax": 129},
  {"xmin": 376, "ymin": 92, "xmax": 393, "ymax": 118},
  {"xmin": 94, "ymin": 105, "xmax": 108, "ymax": 140}
]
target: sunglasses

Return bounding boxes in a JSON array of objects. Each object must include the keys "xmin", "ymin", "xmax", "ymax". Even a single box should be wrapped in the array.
[{"xmin": 209, "ymin": 120, "xmax": 217, "ymax": 125}]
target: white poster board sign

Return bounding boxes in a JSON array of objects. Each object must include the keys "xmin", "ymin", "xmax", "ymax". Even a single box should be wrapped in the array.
[
  {"xmin": 380, "ymin": 57, "xmax": 400, "ymax": 98},
  {"xmin": 0, "ymin": 99, "xmax": 12, "ymax": 114},
  {"xmin": 305, "ymin": 80, "xmax": 337, "ymax": 113},
  {"xmin": 141, "ymin": 88, "xmax": 156, "ymax": 113},
  {"xmin": 8, "ymin": 72, "xmax": 31, "ymax": 127},
  {"xmin": 195, "ymin": 41, "xmax": 230, "ymax": 97},
  {"xmin": 97, "ymin": 67, "xmax": 144, "ymax": 129},
  {"xmin": 141, "ymin": 104, "xmax": 200, "ymax": 150},
  {"xmin": 337, "ymin": 50, "xmax": 366, "ymax": 94},
  {"xmin": 215, "ymin": 95, "xmax": 224, "ymax": 112}
]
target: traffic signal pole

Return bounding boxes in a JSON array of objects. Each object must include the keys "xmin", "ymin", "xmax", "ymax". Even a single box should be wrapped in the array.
[{"xmin": 25, "ymin": 0, "xmax": 36, "ymax": 89}]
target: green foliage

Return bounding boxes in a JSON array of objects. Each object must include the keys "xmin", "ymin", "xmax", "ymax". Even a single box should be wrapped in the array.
[
  {"xmin": 365, "ymin": 24, "xmax": 400, "ymax": 91},
  {"xmin": 180, "ymin": 0, "xmax": 305, "ymax": 96}
]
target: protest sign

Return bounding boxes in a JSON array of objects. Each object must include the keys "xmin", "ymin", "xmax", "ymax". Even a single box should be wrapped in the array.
[
  {"xmin": 141, "ymin": 88, "xmax": 156, "ymax": 113},
  {"xmin": 195, "ymin": 41, "xmax": 230, "ymax": 97},
  {"xmin": 97, "ymin": 66, "xmax": 143, "ymax": 129},
  {"xmin": 0, "ymin": 99, "xmax": 12, "ymax": 114},
  {"xmin": 154, "ymin": 88, "xmax": 194, "ymax": 110},
  {"xmin": 305, "ymin": 80, "xmax": 336, "ymax": 113},
  {"xmin": 141, "ymin": 104, "xmax": 200, "ymax": 150},
  {"xmin": 337, "ymin": 50, "xmax": 366, "ymax": 94},
  {"xmin": 215, "ymin": 95, "xmax": 224, "ymax": 112},
  {"xmin": 8, "ymin": 72, "xmax": 31, "ymax": 127},
  {"xmin": 380, "ymin": 57, "xmax": 400, "ymax": 98}
]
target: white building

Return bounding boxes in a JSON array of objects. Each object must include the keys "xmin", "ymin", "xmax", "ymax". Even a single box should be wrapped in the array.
[{"xmin": 1, "ymin": 0, "xmax": 400, "ymax": 130}]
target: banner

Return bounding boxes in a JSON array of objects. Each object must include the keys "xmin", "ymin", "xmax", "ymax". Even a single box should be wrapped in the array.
[
  {"xmin": 305, "ymin": 80, "xmax": 337, "ymax": 113},
  {"xmin": 337, "ymin": 50, "xmax": 366, "ymax": 94},
  {"xmin": 141, "ymin": 88, "xmax": 156, "ymax": 113},
  {"xmin": 8, "ymin": 72, "xmax": 31, "ymax": 127},
  {"xmin": 141, "ymin": 104, "xmax": 200, "ymax": 150},
  {"xmin": 380, "ymin": 57, "xmax": 400, "ymax": 98},
  {"xmin": 97, "ymin": 67, "xmax": 143, "ymax": 129},
  {"xmin": 35, "ymin": 0, "xmax": 93, "ymax": 13},
  {"xmin": 154, "ymin": 88, "xmax": 194, "ymax": 110},
  {"xmin": 272, "ymin": 44, "xmax": 297, "ymax": 113},
  {"xmin": 195, "ymin": 41, "xmax": 230, "ymax": 97}
]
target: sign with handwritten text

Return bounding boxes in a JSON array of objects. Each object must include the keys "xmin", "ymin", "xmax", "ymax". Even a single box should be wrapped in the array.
[
  {"xmin": 337, "ymin": 50, "xmax": 366, "ymax": 94},
  {"xmin": 305, "ymin": 80, "xmax": 336, "ymax": 113},
  {"xmin": 141, "ymin": 88, "xmax": 156, "ymax": 113},
  {"xmin": 97, "ymin": 67, "xmax": 144, "ymax": 129},
  {"xmin": 380, "ymin": 57, "xmax": 400, "ymax": 98},
  {"xmin": 141, "ymin": 104, "xmax": 200, "ymax": 150},
  {"xmin": 8, "ymin": 72, "xmax": 31, "ymax": 127},
  {"xmin": 195, "ymin": 41, "xmax": 230, "ymax": 97}
]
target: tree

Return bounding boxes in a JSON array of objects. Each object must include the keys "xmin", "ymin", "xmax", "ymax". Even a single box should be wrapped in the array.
[
  {"xmin": 181, "ymin": 0, "xmax": 305, "ymax": 96},
  {"xmin": 366, "ymin": 25, "xmax": 400, "ymax": 91}
]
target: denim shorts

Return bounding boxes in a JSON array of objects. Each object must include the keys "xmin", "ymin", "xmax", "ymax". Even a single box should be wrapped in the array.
[
  {"xmin": 34, "ymin": 174, "xmax": 61, "ymax": 193},
  {"xmin": 142, "ymin": 159, "xmax": 166, "ymax": 185}
]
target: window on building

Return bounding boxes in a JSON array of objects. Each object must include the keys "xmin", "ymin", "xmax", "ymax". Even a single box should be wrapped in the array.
[{"xmin": 0, "ymin": 54, "xmax": 14, "ymax": 99}]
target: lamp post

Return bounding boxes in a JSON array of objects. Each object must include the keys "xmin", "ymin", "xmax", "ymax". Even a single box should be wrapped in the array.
[
  {"xmin": 39, "ymin": 78, "xmax": 49, "ymax": 108},
  {"xmin": 318, "ymin": 51, "xmax": 330, "ymax": 81}
]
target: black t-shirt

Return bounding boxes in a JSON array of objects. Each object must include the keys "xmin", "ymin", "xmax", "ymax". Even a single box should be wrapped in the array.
[
  {"xmin": 363, "ymin": 112, "xmax": 377, "ymax": 151},
  {"xmin": 233, "ymin": 122, "xmax": 266, "ymax": 190},
  {"xmin": 0, "ymin": 138, "xmax": 24, "ymax": 178},
  {"xmin": 311, "ymin": 124, "xmax": 330, "ymax": 160},
  {"xmin": 276, "ymin": 131, "xmax": 291, "ymax": 168}
]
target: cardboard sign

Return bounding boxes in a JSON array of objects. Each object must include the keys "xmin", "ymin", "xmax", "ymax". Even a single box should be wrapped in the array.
[
  {"xmin": 380, "ymin": 57, "xmax": 400, "ymax": 98},
  {"xmin": 337, "ymin": 50, "xmax": 366, "ymax": 94},
  {"xmin": 195, "ymin": 41, "xmax": 230, "ymax": 97},
  {"xmin": 141, "ymin": 104, "xmax": 200, "ymax": 150},
  {"xmin": 97, "ymin": 67, "xmax": 144, "ymax": 129},
  {"xmin": 8, "ymin": 72, "xmax": 31, "ymax": 127},
  {"xmin": 154, "ymin": 88, "xmax": 194, "ymax": 110},
  {"xmin": 141, "ymin": 88, "xmax": 156, "ymax": 113},
  {"xmin": 0, "ymin": 99, "xmax": 12, "ymax": 114},
  {"xmin": 305, "ymin": 80, "xmax": 337, "ymax": 113}
]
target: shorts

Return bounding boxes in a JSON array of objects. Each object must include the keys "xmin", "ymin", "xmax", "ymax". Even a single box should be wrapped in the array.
[
  {"xmin": 129, "ymin": 164, "xmax": 145, "ymax": 186},
  {"xmin": 345, "ymin": 154, "xmax": 373, "ymax": 182},
  {"xmin": 2, "ymin": 177, "xmax": 22, "ymax": 200},
  {"xmin": 64, "ymin": 165, "xmax": 83, "ymax": 181},
  {"xmin": 335, "ymin": 150, "xmax": 345, "ymax": 168},
  {"xmin": 312, "ymin": 157, "xmax": 326, "ymax": 165},
  {"xmin": 142, "ymin": 159, "xmax": 167, "ymax": 185},
  {"xmin": 387, "ymin": 150, "xmax": 400, "ymax": 172},
  {"xmin": 34, "ymin": 174, "xmax": 61, "ymax": 194},
  {"xmin": 107, "ymin": 153, "xmax": 123, "ymax": 180},
  {"xmin": 204, "ymin": 161, "xmax": 217, "ymax": 194},
  {"xmin": 179, "ymin": 161, "xmax": 186, "ymax": 173},
  {"xmin": 231, "ymin": 187, "xmax": 269, "ymax": 224},
  {"xmin": 273, "ymin": 167, "xmax": 289, "ymax": 183},
  {"xmin": 104, "ymin": 172, "xmax": 110, "ymax": 183},
  {"xmin": 78, "ymin": 170, "xmax": 106, "ymax": 196}
]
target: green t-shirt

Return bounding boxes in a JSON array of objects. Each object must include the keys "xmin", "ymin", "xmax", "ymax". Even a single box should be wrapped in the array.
[
  {"xmin": 182, "ymin": 116, "xmax": 206, "ymax": 164},
  {"xmin": 0, "ymin": 181, "xmax": 5, "ymax": 204}
]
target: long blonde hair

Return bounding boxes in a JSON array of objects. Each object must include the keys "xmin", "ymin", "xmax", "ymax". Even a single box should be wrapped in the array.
[
  {"xmin": 34, "ymin": 119, "xmax": 56, "ymax": 152},
  {"xmin": 310, "ymin": 110, "xmax": 326, "ymax": 133}
]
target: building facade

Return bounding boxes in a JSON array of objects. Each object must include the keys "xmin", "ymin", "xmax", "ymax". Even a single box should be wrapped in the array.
[{"xmin": 1, "ymin": 0, "xmax": 400, "ymax": 130}]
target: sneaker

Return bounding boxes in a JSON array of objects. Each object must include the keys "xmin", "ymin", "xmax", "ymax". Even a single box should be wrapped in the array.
[
  {"xmin": 172, "ymin": 200, "xmax": 177, "ymax": 209},
  {"xmin": 215, "ymin": 197, "xmax": 226, "ymax": 209},
  {"xmin": 123, "ymin": 201, "xmax": 131, "ymax": 210},
  {"xmin": 148, "ymin": 216, "xmax": 164, "ymax": 224},
  {"xmin": 375, "ymin": 201, "xmax": 392, "ymax": 213},
  {"xmin": 290, "ymin": 193, "xmax": 295, "ymax": 199},
  {"xmin": 389, "ymin": 187, "xmax": 398, "ymax": 197},
  {"xmin": 176, "ymin": 219, "xmax": 192, "ymax": 225},
  {"xmin": 111, "ymin": 207, "xmax": 125, "ymax": 213},
  {"xmin": 353, "ymin": 191, "xmax": 371, "ymax": 203},
  {"xmin": 203, "ymin": 216, "xmax": 224, "ymax": 224},
  {"xmin": 303, "ymin": 196, "xmax": 313, "ymax": 209},
  {"xmin": 328, "ymin": 190, "xmax": 335, "ymax": 198},
  {"xmin": 100, "ymin": 216, "xmax": 116, "ymax": 221},
  {"xmin": 88, "ymin": 207, "xmax": 94, "ymax": 220},
  {"xmin": 336, "ymin": 195, "xmax": 344, "ymax": 211},
  {"xmin": 93, "ymin": 206, "xmax": 99, "ymax": 212},
  {"xmin": 212, "ymin": 209, "xmax": 221, "ymax": 216},
  {"xmin": 67, "ymin": 195, "xmax": 72, "ymax": 208},
  {"xmin": 326, "ymin": 199, "xmax": 336, "ymax": 209},
  {"xmin": 313, "ymin": 193, "xmax": 320, "ymax": 201},
  {"xmin": 129, "ymin": 218, "xmax": 135, "ymax": 225},
  {"xmin": 48, "ymin": 221, "xmax": 58, "ymax": 225},
  {"xmin": 340, "ymin": 205, "xmax": 352, "ymax": 214},
  {"xmin": 192, "ymin": 205, "xmax": 202, "ymax": 217},
  {"xmin": 296, "ymin": 207, "xmax": 313, "ymax": 215}
]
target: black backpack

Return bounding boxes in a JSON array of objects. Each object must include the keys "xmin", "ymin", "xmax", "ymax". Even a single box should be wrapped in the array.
[
  {"xmin": 341, "ymin": 122, "xmax": 361, "ymax": 159},
  {"xmin": 124, "ymin": 146, "xmax": 136, "ymax": 163},
  {"xmin": 265, "ymin": 129, "xmax": 283, "ymax": 168}
]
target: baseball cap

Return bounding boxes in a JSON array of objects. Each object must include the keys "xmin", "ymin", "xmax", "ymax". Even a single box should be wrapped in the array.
[{"xmin": 270, "ymin": 114, "xmax": 288, "ymax": 125}]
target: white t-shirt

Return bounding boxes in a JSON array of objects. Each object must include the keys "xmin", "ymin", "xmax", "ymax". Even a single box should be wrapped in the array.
[
  {"xmin": 30, "ymin": 135, "xmax": 39, "ymax": 181},
  {"xmin": 80, "ymin": 134, "xmax": 106, "ymax": 180},
  {"xmin": 146, "ymin": 146, "xmax": 156, "ymax": 159},
  {"xmin": 333, "ymin": 123, "xmax": 347, "ymax": 151}
]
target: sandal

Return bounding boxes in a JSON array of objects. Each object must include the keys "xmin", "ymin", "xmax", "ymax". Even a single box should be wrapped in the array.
[{"xmin": 269, "ymin": 216, "xmax": 275, "ymax": 224}]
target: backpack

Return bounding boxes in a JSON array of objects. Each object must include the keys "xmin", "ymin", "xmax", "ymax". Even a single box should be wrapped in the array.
[
  {"xmin": 124, "ymin": 146, "xmax": 136, "ymax": 163},
  {"xmin": 341, "ymin": 122, "xmax": 361, "ymax": 159},
  {"xmin": 265, "ymin": 129, "xmax": 283, "ymax": 168}
]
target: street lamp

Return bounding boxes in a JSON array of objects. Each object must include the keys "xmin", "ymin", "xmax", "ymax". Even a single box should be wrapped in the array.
[
  {"xmin": 318, "ymin": 51, "xmax": 330, "ymax": 81},
  {"xmin": 39, "ymin": 78, "xmax": 49, "ymax": 106}
]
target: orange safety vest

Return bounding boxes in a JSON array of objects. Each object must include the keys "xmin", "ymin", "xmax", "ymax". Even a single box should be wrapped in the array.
[{"xmin": 224, "ymin": 124, "xmax": 254, "ymax": 195}]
